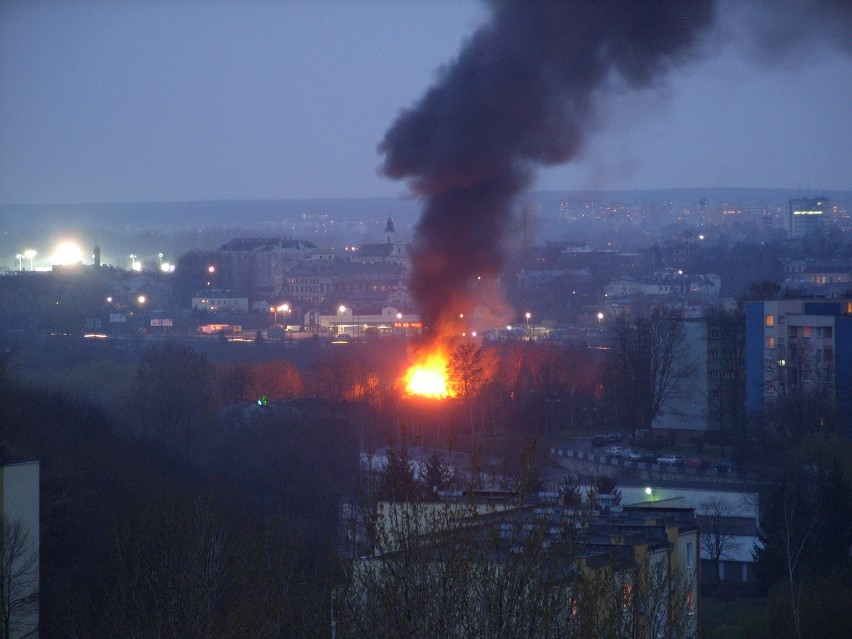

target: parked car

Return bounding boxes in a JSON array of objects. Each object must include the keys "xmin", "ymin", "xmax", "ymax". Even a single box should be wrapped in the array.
[
  {"xmin": 622, "ymin": 449, "xmax": 643, "ymax": 461},
  {"xmin": 656, "ymin": 455, "xmax": 685, "ymax": 466},
  {"xmin": 607, "ymin": 445, "xmax": 628, "ymax": 458},
  {"xmin": 593, "ymin": 432, "xmax": 623, "ymax": 447},
  {"xmin": 685, "ymin": 457, "xmax": 708, "ymax": 469},
  {"xmin": 630, "ymin": 429, "xmax": 650, "ymax": 445},
  {"xmin": 712, "ymin": 461, "xmax": 740, "ymax": 473}
]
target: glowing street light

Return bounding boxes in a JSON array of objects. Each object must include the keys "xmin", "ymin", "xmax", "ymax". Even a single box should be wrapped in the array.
[
  {"xmin": 23, "ymin": 249, "xmax": 36, "ymax": 270},
  {"xmin": 137, "ymin": 295, "xmax": 146, "ymax": 305},
  {"xmin": 270, "ymin": 303, "xmax": 290, "ymax": 325},
  {"xmin": 129, "ymin": 254, "xmax": 136, "ymax": 270},
  {"xmin": 597, "ymin": 312, "xmax": 604, "ymax": 324},
  {"xmin": 15, "ymin": 254, "xmax": 24, "ymax": 271}
]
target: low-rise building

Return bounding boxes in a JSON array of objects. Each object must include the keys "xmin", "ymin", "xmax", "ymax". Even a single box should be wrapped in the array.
[{"xmin": 338, "ymin": 491, "xmax": 700, "ymax": 638}]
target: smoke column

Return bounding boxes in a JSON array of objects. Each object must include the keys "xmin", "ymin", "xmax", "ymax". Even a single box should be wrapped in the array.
[{"xmin": 379, "ymin": 0, "xmax": 715, "ymax": 339}]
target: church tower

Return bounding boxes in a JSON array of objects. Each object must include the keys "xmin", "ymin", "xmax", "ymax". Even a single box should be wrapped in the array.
[{"xmin": 384, "ymin": 217, "xmax": 395, "ymax": 244}]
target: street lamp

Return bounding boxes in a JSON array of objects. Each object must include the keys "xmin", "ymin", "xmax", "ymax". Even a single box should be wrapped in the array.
[
  {"xmin": 597, "ymin": 312, "xmax": 604, "ymax": 324},
  {"xmin": 23, "ymin": 249, "xmax": 36, "ymax": 270},
  {"xmin": 15, "ymin": 254, "xmax": 24, "ymax": 271},
  {"xmin": 129, "ymin": 254, "xmax": 136, "ymax": 270},
  {"xmin": 270, "ymin": 303, "xmax": 290, "ymax": 325}
]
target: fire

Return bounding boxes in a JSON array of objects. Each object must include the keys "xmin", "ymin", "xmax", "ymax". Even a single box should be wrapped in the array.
[{"xmin": 404, "ymin": 351, "xmax": 453, "ymax": 398}]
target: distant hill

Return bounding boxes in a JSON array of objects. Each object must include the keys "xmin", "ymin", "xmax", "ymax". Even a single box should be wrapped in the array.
[
  {"xmin": 523, "ymin": 187, "xmax": 852, "ymax": 211},
  {"xmin": 1, "ymin": 188, "xmax": 849, "ymax": 233},
  {"xmin": 0, "ymin": 197, "xmax": 424, "ymax": 233}
]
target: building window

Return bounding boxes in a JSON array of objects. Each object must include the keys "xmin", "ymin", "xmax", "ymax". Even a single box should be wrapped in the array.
[
  {"xmin": 766, "ymin": 336, "xmax": 776, "ymax": 348},
  {"xmin": 803, "ymin": 326, "xmax": 812, "ymax": 338},
  {"xmin": 686, "ymin": 542, "xmax": 694, "ymax": 568},
  {"xmin": 686, "ymin": 587, "xmax": 695, "ymax": 615},
  {"xmin": 765, "ymin": 315, "xmax": 775, "ymax": 327}
]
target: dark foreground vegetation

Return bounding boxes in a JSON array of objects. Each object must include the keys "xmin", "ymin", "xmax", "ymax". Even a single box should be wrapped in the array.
[{"xmin": 2, "ymin": 331, "xmax": 851, "ymax": 637}]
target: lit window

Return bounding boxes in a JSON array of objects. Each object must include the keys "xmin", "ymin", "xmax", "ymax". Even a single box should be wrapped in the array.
[
  {"xmin": 803, "ymin": 326, "xmax": 812, "ymax": 338},
  {"xmin": 686, "ymin": 587, "xmax": 695, "ymax": 615},
  {"xmin": 766, "ymin": 336, "xmax": 775, "ymax": 348},
  {"xmin": 621, "ymin": 582, "xmax": 632, "ymax": 610},
  {"xmin": 765, "ymin": 315, "xmax": 775, "ymax": 327}
]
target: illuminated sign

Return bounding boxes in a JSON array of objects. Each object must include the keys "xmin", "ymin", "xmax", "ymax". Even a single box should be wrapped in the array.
[
  {"xmin": 394, "ymin": 322, "xmax": 423, "ymax": 328},
  {"xmin": 793, "ymin": 210, "xmax": 824, "ymax": 215}
]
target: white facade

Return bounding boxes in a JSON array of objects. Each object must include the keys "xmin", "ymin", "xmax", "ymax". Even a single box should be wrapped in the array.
[{"xmin": 653, "ymin": 320, "xmax": 709, "ymax": 435}]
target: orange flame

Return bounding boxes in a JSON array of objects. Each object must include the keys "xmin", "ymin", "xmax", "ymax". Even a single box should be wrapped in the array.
[{"xmin": 404, "ymin": 350, "xmax": 453, "ymax": 398}]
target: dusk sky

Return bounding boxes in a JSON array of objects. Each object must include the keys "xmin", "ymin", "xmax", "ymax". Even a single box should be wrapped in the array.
[{"xmin": 1, "ymin": 0, "xmax": 850, "ymax": 206}]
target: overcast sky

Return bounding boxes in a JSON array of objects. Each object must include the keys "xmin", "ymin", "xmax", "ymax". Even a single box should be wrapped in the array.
[{"xmin": 1, "ymin": 0, "xmax": 850, "ymax": 205}]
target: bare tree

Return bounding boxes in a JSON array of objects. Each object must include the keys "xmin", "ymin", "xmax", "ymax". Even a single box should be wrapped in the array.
[
  {"xmin": 700, "ymin": 496, "xmax": 742, "ymax": 581},
  {"xmin": 447, "ymin": 342, "xmax": 496, "ymax": 440},
  {"xmin": 132, "ymin": 343, "xmax": 217, "ymax": 446},
  {"xmin": 1, "ymin": 516, "xmax": 39, "ymax": 639},
  {"xmin": 766, "ymin": 337, "xmax": 835, "ymax": 444},
  {"xmin": 604, "ymin": 310, "xmax": 691, "ymax": 438}
]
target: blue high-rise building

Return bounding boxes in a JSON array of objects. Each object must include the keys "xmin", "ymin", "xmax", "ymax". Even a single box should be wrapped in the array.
[{"xmin": 745, "ymin": 299, "xmax": 852, "ymax": 434}]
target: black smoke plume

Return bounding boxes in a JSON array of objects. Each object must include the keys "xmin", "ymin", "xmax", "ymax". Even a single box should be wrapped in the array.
[
  {"xmin": 379, "ymin": 0, "xmax": 715, "ymax": 339},
  {"xmin": 380, "ymin": 0, "xmax": 851, "ymax": 342}
]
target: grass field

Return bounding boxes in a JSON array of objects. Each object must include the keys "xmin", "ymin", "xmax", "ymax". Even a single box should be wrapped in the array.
[{"xmin": 702, "ymin": 595, "xmax": 766, "ymax": 639}]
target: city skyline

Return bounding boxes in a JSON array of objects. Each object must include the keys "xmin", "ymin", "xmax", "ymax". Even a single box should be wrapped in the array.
[{"xmin": 1, "ymin": 0, "xmax": 851, "ymax": 206}]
